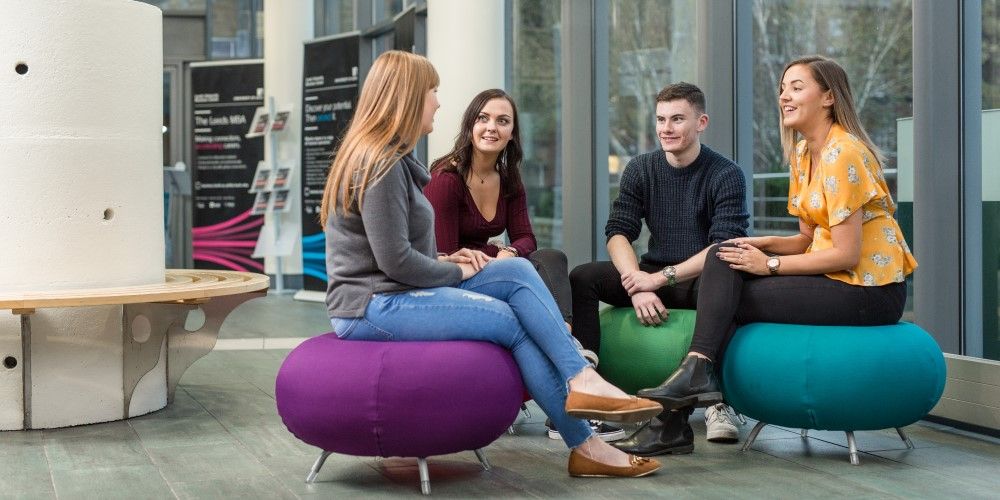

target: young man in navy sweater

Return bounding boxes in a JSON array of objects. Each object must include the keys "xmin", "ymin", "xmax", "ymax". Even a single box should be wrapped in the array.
[{"xmin": 568, "ymin": 82, "xmax": 749, "ymax": 456}]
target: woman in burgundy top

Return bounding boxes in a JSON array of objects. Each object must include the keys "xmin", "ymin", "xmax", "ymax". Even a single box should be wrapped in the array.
[{"xmin": 424, "ymin": 89, "xmax": 574, "ymax": 326}]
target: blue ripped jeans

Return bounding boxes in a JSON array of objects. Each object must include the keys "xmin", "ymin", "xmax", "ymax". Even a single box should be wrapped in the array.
[{"xmin": 332, "ymin": 258, "xmax": 593, "ymax": 448}]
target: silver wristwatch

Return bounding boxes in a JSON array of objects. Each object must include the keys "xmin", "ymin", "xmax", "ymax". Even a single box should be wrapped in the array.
[
  {"xmin": 661, "ymin": 265, "xmax": 677, "ymax": 287},
  {"xmin": 766, "ymin": 256, "xmax": 781, "ymax": 275}
]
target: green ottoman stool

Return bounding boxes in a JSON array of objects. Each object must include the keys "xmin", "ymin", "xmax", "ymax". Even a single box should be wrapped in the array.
[
  {"xmin": 721, "ymin": 322, "xmax": 946, "ymax": 465},
  {"xmin": 597, "ymin": 308, "xmax": 696, "ymax": 395}
]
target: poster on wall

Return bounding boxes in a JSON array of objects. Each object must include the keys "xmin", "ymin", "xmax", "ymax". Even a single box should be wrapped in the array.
[
  {"xmin": 190, "ymin": 60, "xmax": 265, "ymax": 273},
  {"xmin": 300, "ymin": 33, "xmax": 360, "ymax": 291}
]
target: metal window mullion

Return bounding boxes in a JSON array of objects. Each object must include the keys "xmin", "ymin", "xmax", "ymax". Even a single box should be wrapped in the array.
[
  {"xmin": 593, "ymin": 0, "xmax": 610, "ymax": 261},
  {"xmin": 560, "ymin": 0, "xmax": 595, "ymax": 267},
  {"xmin": 960, "ymin": 0, "xmax": 983, "ymax": 356}
]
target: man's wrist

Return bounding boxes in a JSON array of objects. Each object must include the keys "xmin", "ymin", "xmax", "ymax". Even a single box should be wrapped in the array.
[{"xmin": 660, "ymin": 265, "xmax": 678, "ymax": 287}]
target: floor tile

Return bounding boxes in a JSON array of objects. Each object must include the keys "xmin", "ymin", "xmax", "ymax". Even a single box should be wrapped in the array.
[
  {"xmin": 129, "ymin": 414, "xmax": 236, "ymax": 450},
  {"xmin": 170, "ymin": 475, "xmax": 296, "ymax": 500},
  {"xmin": 44, "ymin": 427, "xmax": 151, "ymax": 472},
  {"xmin": 50, "ymin": 464, "xmax": 174, "ymax": 499},
  {"xmin": 147, "ymin": 441, "xmax": 269, "ymax": 484}
]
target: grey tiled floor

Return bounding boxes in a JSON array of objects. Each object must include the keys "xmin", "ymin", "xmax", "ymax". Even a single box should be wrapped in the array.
[{"xmin": 2, "ymin": 294, "xmax": 999, "ymax": 499}]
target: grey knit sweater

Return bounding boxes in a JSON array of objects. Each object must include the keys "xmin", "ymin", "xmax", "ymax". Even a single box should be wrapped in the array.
[
  {"xmin": 605, "ymin": 144, "xmax": 749, "ymax": 267},
  {"xmin": 325, "ymin": 154, "xmax": 463, "ymax": 318}
]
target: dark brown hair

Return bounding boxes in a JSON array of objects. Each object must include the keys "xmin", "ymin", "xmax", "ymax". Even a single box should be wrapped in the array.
[
  {"xmin": 655, "ymin": 82, "xmax": 706, "ymax": 114},
  {"xmin": 431, "ymin": 89, "xmax": 524, "ymax": 198}
]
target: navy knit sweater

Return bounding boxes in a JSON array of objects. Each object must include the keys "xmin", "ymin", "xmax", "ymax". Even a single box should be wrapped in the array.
[{"xmin": 605, "ymin": 144, "xmax": 749, "ymax": 267}]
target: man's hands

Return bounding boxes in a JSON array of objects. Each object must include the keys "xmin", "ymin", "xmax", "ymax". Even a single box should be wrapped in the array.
[
  {"xmin": 630, "ymin": 291, "xmax": 669, "ymax": 326},
  {"xmin": 621, "ymin": 270, "xmax": 669, "ymax": 325},
  {"xmin": 621, "ymin": 269, "xmax": 664, "ymax": 295}
]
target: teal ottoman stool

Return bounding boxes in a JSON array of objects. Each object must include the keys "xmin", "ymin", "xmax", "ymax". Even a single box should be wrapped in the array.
[
  {"xmin": 721, "ymin": 322, "xmax": 946, "ymax": 465},
  {"xmin": 597, "ymin": 308, "xmax": 696, "ymax": 395}
]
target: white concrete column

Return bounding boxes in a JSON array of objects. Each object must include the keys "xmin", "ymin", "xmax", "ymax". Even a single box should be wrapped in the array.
[
  {"xmin": 263, "ymin": 1, "xmax": 313, "ymax": 276},
  {"xmin": 426, "ymin": 0, "xmax": 505, "ymax": 161}
]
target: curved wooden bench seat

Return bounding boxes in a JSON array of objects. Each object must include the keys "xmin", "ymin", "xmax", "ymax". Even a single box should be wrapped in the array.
[
  {"xmin": 0, "ymin": 269, "xmax": 269, "ymax": 430},
  {"xmin": 0, "ymin": 269, "xmax": 269, "ymax": 311}
]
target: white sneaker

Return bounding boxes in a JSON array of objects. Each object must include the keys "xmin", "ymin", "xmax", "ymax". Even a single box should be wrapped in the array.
[{"xmin": 705, "ymin": 403, "xmax": 740, "ymax": 443}]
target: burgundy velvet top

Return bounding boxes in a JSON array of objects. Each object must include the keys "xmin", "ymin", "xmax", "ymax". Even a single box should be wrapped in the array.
[{"xmin": 423, "ymin": 170, "xmax": 537, "ymax": 258}]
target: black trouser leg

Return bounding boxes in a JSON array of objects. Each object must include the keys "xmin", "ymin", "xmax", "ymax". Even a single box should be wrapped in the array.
[
  {"xmin": 569, "ymin": 260, "xmax": 699, "ymax": 354},
  {"xmin": 527, "ymin": 248, "xmax": 573, "ymax": 323},
  {"xmin": 688, "ymin": 244, "xmax": 908, "ymax": 362},
  {"xmin": 569, "ymin": 261, "xmax": 633, "ymax": 353}
]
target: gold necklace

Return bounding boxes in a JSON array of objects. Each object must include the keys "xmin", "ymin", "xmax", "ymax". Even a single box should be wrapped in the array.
[{"xmin": 469, "ymin": 167, "xmax": 496, "ymax": 184}]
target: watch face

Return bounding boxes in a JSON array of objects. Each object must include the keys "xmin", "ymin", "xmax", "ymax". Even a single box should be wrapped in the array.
[{"xmin": 767, "ymin": 257, "xmax": 780, "ymax": 270}]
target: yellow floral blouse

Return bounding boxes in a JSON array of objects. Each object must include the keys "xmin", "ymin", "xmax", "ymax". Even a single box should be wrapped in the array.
[{"xmin": 787, "ymin": 124, "xmax": 917, "ymax": 286}]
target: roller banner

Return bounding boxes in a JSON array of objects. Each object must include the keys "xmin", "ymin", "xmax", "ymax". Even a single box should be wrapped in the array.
[
  {"xmin": 190, "ymin": 60, "xmax": 265, "ymax": 272},
  {"xmin": 300, "ymin": 34, "xmax": 360, "ymax": 291}
]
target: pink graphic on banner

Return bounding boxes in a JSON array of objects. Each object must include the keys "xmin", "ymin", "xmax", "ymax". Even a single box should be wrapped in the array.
[{"xmin": 192, "ymin": 209, "xmax": 264, "ymax": 272}]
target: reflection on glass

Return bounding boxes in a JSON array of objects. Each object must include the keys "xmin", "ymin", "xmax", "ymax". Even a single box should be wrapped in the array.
[
  {"xmin": 983, "ymin": 0, "xmax": 999, "ymax": 360},
  {"xmin": 607, "ymin": 0, "xmax": 697, "ymax": 256},
  {"xmin": 751, "ymin": 0, "xmax": 914, "ymax": 318},
  {"xmin": 510, "ymin": 0, "xmax": 561, "ymax": 249}
]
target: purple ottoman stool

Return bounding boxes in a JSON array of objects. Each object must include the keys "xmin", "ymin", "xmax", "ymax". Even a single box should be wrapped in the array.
[{"xmin": 276, "ymin": 333, "xmax": 524, "ymax": 494}]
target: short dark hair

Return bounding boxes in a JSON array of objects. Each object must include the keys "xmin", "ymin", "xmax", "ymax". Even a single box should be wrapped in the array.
[{"xmin": 655, "ymin": 82, "xmax": 706, "ymax": 114}]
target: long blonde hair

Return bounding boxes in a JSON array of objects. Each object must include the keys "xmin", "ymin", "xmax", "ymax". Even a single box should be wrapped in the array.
[
  {"xmin": 320, "ymin": 50, "xmax": 439, "ymax": 224},
  {"xmin": 778, "ymin": 55, "xmax": 884, "ymax": 168}
]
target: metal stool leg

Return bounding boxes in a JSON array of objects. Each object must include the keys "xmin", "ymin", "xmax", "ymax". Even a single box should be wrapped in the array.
[
  {"xmin": 846, "ymin": 431, "xmax": 860, "ymax": 465},
  {"xmin": 306, "ymin": 451, "xmax": 332, "ymax": 483},
  {"xmin": 800, "ymin": 429, "xmax": 809, "ymax": 438},
  {"xmin": 896, "ymin": 427, "xmax": 915, "ymax": 449},
  {"xmin": 474, "ymin": 448, "xmax": 491, "ymax": 471},
  {"xmin": 418, "ymin": 458, "xmax": 431, "ymax": 495},
  {"xmin": 741, "ymin": 421, "xmax": 767, "ymax": 452}
]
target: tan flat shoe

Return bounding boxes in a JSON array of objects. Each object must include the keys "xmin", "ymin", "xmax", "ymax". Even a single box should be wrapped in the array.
[
  {"xmin": 565, "ymin": 391, "xmax": 663, "ymax": 423},
  {"xmin": 567, "ymin": 449, "xmax": 661, "ymax": 478}
]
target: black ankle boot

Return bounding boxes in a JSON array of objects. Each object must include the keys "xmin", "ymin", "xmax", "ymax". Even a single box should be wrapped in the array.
[
  {"xmin": 637, "ymin": 355, "xmax": 722, "ymax": 409},
  {"xmin": 610, "ymin": 407, "xmax": 694, "ymax": 456}
]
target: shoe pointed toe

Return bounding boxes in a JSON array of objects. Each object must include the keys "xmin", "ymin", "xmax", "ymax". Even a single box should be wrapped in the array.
[
  {"xmin": 568, "ymin": 450, "xmax": 661, "ymax": 478},
  {"xmin": 565, "ymin": 392, "xmax": 663, "ymax": 423}
]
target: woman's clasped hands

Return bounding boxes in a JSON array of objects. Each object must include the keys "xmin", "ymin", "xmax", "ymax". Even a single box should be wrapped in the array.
[
  {"xmin": 718, "ymin": 238, "xmax": 768, "ymax": 275},
  {"xmin": 438, "ymin": 248, "xmax": 492, "ymax": 279}
]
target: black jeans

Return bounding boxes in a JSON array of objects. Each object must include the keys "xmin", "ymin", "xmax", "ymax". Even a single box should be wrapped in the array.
[
  {"xmin": 527, "ymin": 248, "xmax": 573, "ymax": 323},
  {"xmin": 689, "ymin": 243, "xmax": 907, "ymax": 361},
  {"xmin": 569, "ymin": 260, "xmax": 699, "ymax": 353}
]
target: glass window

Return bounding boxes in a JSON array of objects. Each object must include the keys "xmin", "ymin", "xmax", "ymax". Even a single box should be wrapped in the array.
[
  {"xmin": 606, "ymin": 0, "xmax": 698, "ymax": 256},
  {"xmin": 751, "ymin": 0, "xmax": 914, "ymax": 317},
  {"xmin": 209, "ymin": 0, "xmax": 261, "ymax": 59},
  {"xmin": 983, "ymin": 0, "xmax": 1000, "ymax": 360},
  {"xmin": 316, "ymin": 0, "xmax": 355, "ymax": 37},
  {"xmin": 375, "ymin": 0, "xmax": 404, "ymax": 22},
  {"xmin": 510, "ymin": 0, "xmax": 562, "ymax": 249}
]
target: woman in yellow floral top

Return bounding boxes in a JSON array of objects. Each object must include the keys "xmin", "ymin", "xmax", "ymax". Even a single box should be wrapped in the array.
[{"xmin": 637, "ymin": 56, "xmax": 917, "ymax": 412}]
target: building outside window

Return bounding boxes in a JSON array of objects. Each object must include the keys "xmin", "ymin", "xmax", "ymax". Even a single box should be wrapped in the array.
[
  {"xmin": 751, "ymin": 0, "xmax": 914, "ymax": 318},
  {"xmin": 606, "ymin": 0, "xmax": 698, "ymax": 256},
  {"xmin": 510, "ymin": 0, "xmax": 562, "ymax": 249}
]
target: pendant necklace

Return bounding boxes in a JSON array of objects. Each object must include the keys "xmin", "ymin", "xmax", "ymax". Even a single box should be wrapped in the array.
[{"xmin": 471, "ymin": 170, "xmax": 488, "ymax": 184}]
